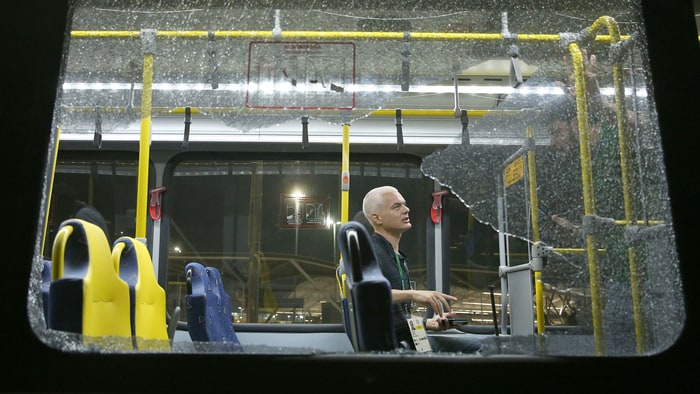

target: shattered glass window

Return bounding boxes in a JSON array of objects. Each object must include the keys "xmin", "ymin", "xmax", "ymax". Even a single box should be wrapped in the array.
[{"xmin": 31, "ymin": 0, "xmax": 685, "ymax": 357}]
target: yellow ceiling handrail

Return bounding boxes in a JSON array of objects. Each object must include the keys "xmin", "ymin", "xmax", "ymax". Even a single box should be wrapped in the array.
[{"xmin": 71, "ymin": 29, "xmax": 629, "ymax": 43}]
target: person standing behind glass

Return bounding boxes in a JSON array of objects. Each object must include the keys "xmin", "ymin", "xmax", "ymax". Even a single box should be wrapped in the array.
[{"xmin": 44, "ymin": 182, "xmax": 111, "ymax": 258}]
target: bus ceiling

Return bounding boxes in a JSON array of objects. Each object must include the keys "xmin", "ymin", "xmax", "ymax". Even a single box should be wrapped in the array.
[{"xmin": 56, "ymin": 5, "xmax": 636, "ymax": 147}]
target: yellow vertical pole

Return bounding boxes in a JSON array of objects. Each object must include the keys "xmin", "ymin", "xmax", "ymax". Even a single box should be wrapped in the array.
[
  {"xmin": 526, "ymin": 126, "xmax": 545, "ymax": 335},
  {"xmin": 42, "ymin": 126, "xmax": 61, "ymax": 257},
  {"xmin": 580, "ymin": 15, "xmax": 645, "ymax": 354},
  {"xmin": 527, "ymin": 127, "xmax": 541, "ymax": 245},
  {"xmin": 336, "ymin": 123, "xmax": 352, "ymax": 302},
  {"xmin": 606, "ymin": 21, "xmax": 646, "ymax": 355},
  {"xmin": 569, "ymin": 42, "xmax": 605, "ymax": 355},
  {"xmin": 135, "ymin": 29, "xmax": 156, "ymax": 239},
  {"xmin": 340, "ymin": 123, "xmax": 350, "ymax": 224}
]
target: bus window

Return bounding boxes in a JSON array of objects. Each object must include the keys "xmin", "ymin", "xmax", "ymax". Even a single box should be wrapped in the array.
[
  {"xmin": 30, "ymin": 0, "xmax": 688, "ymax": 358},
  {"xmin": 164, "ymin": 156, "xmax": 429, "ymax": 325}
]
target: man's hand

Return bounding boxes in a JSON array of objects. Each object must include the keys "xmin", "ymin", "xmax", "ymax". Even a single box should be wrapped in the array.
[
  {"xmin": 425, "ymin": 312, "xmax": 457, "ymax": 331},
  {"xmin": 411, "ymin": 290, "xmax": 457, "ymax": 318}
]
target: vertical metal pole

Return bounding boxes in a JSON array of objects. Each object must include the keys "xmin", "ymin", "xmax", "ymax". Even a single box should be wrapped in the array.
[
  {"xmin": 496, "ymin": 174, "xmax": 509, "ymax": 335},
  {"xmin": 433, "ymin": 182, "xmax": 444, "ymax": 293},
  {"xmin": 489, "ymin": 285, "xmax": 499, "ymax": 336},
  {"xmin": 135, "ymin": 29, "xmax": 156, "ymax": 239},
  {"xmin": 569, "ymin": 42, "xmax": 605, "ymax": 355},
  {"xmin": 341, "ymin": 123, "xmax": 350, "ymax": 224}
]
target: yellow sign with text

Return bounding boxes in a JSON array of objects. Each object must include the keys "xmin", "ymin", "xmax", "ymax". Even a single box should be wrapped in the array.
[{"xmin": 504, "ymin": 156, "xmax": 524, "ymax": 188}]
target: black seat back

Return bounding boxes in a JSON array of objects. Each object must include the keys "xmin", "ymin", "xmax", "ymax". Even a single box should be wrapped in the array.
[{"xmin": 336, "ymin": 221, "xmax": 398, "ymax": 352}]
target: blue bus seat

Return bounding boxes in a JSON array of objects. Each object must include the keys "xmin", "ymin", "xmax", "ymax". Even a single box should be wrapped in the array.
[
  {"xmin": 47, "ymin": 219, "xmax": 132, "ymax": 350},
  {"xmin": 185, "ymin": 262, "xmax": 242, "ymax": 351},
  {"xmin": 336, "ymin": 221, "xmax": 398, "ymax": 352},
  {"xmin": 206, "ymin": 266, "xmax": 240, "ymax": 344},
  {"xmin": 112, "ymin": 236, "xmax": 170, "ymax": 351}
]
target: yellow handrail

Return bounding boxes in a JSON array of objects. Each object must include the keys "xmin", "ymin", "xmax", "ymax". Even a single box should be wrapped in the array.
[
  {"xmin": 569, "ymin": 41, "xmax": 606, "ymax": 356},
  {"xmin": 341, "ymin": 123, "xmax": 350, "ymax": 224},
  {"xmin": 71, "ymin": 29, "xmax": 628, "ymax": 43},
  {"xmin": 525, "ymin": 126, "xmax": 546, "ymax": 336},
  {"xmin": 135, "ymin": 31, "xmax": 155, "ymax": 239},
  {"xmin": 42, "ymin": 126, "xmax": 61, "ymax": 258}
]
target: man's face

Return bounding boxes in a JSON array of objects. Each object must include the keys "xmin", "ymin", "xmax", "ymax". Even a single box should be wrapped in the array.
[
  {"xmin": 550, "ymin": 118, "xmax": 578, "ymax": 153},
  {"xmin": 377, "ymin": 189, "xmax": 411, "ymax": 234}
]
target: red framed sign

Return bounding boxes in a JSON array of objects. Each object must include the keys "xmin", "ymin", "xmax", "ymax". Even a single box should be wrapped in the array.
[{"xmin": 246, "ymin": 41, "xmax": 356, "ymax": 110}]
